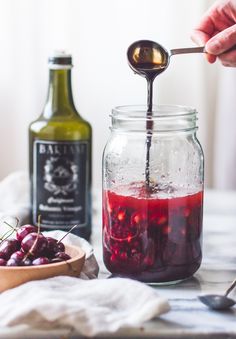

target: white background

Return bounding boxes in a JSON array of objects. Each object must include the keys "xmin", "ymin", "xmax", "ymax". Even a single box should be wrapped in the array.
[{"xmin": 1, "ymin": 0, "xmax": 233, "ymax": 190}]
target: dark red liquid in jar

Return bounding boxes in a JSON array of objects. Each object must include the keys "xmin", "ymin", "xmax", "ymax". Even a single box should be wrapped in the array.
[{"xmin": 103, "ymin": 184, "xmax": 203, "ymax": 283}]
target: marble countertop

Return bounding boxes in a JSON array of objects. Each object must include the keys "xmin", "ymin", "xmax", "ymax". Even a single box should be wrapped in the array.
[
  {"xmin": 91, "ymin": 189, "xmax": 236, "ymax": 338},
  {"xmin": 0, "ymin": 188, "xmax": 236, "ymax": 338}
]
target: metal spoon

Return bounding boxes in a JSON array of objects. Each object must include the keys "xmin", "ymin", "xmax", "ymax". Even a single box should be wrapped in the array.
[
  {"xmin": 198, "ymin": 278, "xmax": 236, "ymax": 310},
  {"xmin": 127, "ymin": 39, "xmax": 204, "ymax": 78},
  {"xmin": 127, "ymin": 39, "xmax": 236, "ymax": 78}
]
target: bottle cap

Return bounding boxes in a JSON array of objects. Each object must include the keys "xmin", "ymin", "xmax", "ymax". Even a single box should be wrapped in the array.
[{"xmin": 48, "ymin": 51, "xmax": 73, "ymax": 69}]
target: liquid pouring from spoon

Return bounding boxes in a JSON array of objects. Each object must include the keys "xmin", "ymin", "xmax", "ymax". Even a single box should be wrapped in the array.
[
  {"xmin": 127, "ymin": 40, "xmax": 205, "ymax": 192},
  {"xmin": 198, "ymin": 278, "xmax": 236, "ymax": 311}
]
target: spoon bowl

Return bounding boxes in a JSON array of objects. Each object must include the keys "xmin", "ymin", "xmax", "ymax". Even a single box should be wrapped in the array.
[
  {"xmin": 198, "ymin": 278, "xmax": 236, "ymax": 311},
  {"xmin": 127, "ymin": 40, "xmax": 205, "ymax": 78},
  {"xmin": 199, "ymin": 294, "xmax": 236, "ymax": 311},
  {"xmin": 127, "ymin": 40, "xmax": 169, "ymax": 78}
]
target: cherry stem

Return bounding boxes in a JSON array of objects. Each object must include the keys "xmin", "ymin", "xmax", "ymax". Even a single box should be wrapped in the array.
[
  {"xmin": 0, "ymin": 218, "xmax": 20, "ymax": 244},
  {"xmin": 23, "ymin": 215, "xmax": 41, "ymax": 262},
  {"xmin": 3, "ymin": 218, "xmax": 19, "ymax": 232},
  {"xmin": 37, "ymin": 215, "xmax": 41, "ymax": 235},
  {"xmin": 0, "ymin": 229, "xmax": 14, "ymax": 243},
  {"xmin": 57, "ymin": 224, "xmax": 78, "ymax": 244}
]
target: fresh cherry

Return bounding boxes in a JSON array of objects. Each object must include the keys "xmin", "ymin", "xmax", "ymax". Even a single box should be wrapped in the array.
[
  {"xmin": 54, "ymin": 242, "xmax": 65, "ymax": 253},
  {"xmin": 54, "ymin": 252, "xmax": 71, "ymax": 261},
  {"xmin": 22, "ymin": 258, "xmax": 32, "ymax": 266},
  {"xmin": 32, "ymin": 257, "xmax": 50, "ymax": 265},
  {"xmin": 6, "ymin": 258, "xmax": 19, "ymax": 266},
  {"xmin": 0, "ymin": 222, "xmax": 74, "ymax": 267},
  {"xmin": 0, "ymin": 258, "xmax": 6, "ymax": 266},
  {"xmin": 21, "ymin": 233, "xmax": 48, "ymax": 257},
  {"xmin": 0, "ymin": 239, "xmax": 20, "ymax": 260},
  {"xmin": 46, "ymin": 237, "xmax": 65, "ymax": 256},
  {"xmin": 10, "ymin": 251, "xmax": 25, "ymax": 263},
  {"xmin": 46, "ymin": 237, "xmax": 58, "ymax": 256},
  {"xmin": 16, "ymin": 224, "xmax": 38, "ymax": 242}
]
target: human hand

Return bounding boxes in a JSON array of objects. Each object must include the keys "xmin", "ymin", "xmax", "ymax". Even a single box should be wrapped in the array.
[{"xmin": 191, "ymin": 0, "xmax": 236, "ymax": 66}]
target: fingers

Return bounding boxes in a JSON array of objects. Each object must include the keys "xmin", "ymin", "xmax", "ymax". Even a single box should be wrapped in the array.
[
  {"xmin": 205, "ymin": 24, "xmax": 236, "ymax": 55},
  {"xmin": 218, "ymin": 49, "xmax": 236, "ymax": 66},
  {"xmin": 191, "ymin": 30, "xmax": 217, "ymax": 64},
  {"xmin": 191, "ymin": 0, "xmax": 236, "ymax": 66},
  {"xmin": 206, "ymin": 54, "xmax": 217, "ymax": 63},
  {"xmin": 192, "ymin": 6, "xmax": 216, "ymax": 37},
  {"xmin": 191, "ymin": 30, "xmax": 210, "ymax": 46}
]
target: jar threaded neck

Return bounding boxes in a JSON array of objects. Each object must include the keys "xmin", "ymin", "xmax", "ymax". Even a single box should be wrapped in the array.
[{"xmin": 111, "ymin": 105, "xmax": 198, "ymax": 133}]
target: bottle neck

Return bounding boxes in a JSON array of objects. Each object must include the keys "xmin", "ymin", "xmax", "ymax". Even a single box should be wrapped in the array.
[{"xmin": 44, "ymin": 68, "xmax": 77, "ymax": 117}]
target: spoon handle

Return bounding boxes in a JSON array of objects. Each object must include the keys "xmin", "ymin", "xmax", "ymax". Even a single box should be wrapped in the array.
[
  {"xmin": 170, "ymin": 45, "xmax": 236, "ymax": 56},
  {"xmin": 170, "ymin": 47, "xmax": 205, "ymax": 55},
  {"xmin": 225, "ymin": 278, "xmax": 236, "ymax": 297}
]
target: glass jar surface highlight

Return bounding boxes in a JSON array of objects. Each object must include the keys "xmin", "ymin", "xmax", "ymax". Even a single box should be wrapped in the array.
[{"xmin": 102, "ymin": 105, "xmax": 204, "ymax": 284}]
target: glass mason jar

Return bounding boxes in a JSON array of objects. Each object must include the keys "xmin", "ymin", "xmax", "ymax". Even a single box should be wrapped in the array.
[{"xmin": 102, "ymin": 105, "xmax": 204, "ymax": 284}]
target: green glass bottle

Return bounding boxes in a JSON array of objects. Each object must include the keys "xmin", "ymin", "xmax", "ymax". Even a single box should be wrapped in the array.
[{"xmin": 29, "ymin": 52, "xmax": 92, "ymax": 240}]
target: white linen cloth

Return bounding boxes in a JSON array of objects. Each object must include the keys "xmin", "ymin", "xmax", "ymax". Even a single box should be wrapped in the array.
[
  {"xmin": 0, "ymin": 171, "xmax": 170, "ymax": 336},
  {"xmin": 0, "ymin": 277, "xmax": 170, "ymax": 337},
  {"xmin": 0, "ymin": 171, "xmax": 30, "ymax": 225}
]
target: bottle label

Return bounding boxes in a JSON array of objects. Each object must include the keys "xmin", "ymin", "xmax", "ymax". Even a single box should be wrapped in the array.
[{"xmin": 33, "ymin": 140, "xmax": 89, "ymax": 229}]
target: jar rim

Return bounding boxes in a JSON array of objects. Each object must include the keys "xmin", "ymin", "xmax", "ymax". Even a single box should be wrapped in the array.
[{"xmin": 112, "ymin": 105, "xmax": 197, "ymax": 119}]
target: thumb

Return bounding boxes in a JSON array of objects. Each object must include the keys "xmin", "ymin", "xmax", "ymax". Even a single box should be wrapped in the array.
[
  {"xmin": 205, "ymin": 24, "xmax": 236, "ymax": 55},
  {"xmin": 191, "ymin": 30, "xmax": 216, "ymax": 63}
]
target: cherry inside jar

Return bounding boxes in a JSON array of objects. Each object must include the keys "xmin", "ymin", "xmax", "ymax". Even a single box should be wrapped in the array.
[
  {"xmin": 103, "ymin": 183, "xmax": 203, "ymax": 283},
  {"xmin": 102, "ymin": 105, "xmax": 204, "ymax": 284}
]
